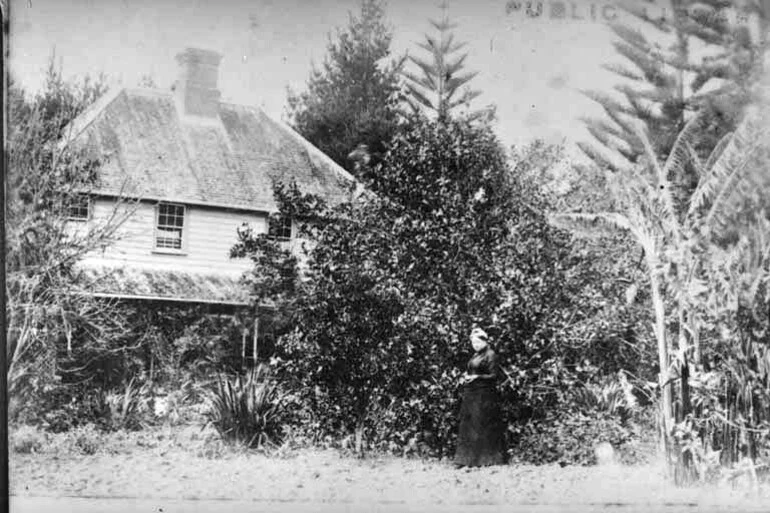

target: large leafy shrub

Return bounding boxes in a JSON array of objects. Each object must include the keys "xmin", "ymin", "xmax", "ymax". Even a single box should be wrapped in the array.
[{"xmin": 234, "ymin": 117, "xmax": 641, "ymax": 456}]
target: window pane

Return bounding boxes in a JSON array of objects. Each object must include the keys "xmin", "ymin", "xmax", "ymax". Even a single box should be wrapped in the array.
[
  {"xmin": 68, "ymin": 195, "xmax": 90, "ymax": 220},
  {"xmin": 268, "ymin": 216, "xmax": 291, "ymax": 241},
  {"xmin": 156, "ymin": 203, "xmax": 185, "ymax": 250}
]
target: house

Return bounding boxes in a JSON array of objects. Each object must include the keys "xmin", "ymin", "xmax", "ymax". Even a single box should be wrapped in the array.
[{"xmin": 62, "ymin": 48, "xmax": 357, "ymax": 310}]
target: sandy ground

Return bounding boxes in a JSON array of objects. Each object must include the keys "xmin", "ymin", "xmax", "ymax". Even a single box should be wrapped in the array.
[
  {"xmin": 9, "ymin": 425, "xmax": 770, "ymax": 508},
  {"xmin": 11, "ymin": 497, "xmax": 770, "ymax": 513}
]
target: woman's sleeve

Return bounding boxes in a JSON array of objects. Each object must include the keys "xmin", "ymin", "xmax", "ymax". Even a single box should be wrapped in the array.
[
  {"xmin": 478, "ymin": 350, "xmax": 497, "ymax": 375},
  {"xmin": 487, "ymin": 350, "xmax": 499, "ymax": 377}
]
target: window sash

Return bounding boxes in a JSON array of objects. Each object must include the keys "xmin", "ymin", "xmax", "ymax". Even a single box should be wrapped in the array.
[
  {"xmin": 268, "ymin": 216, "xmax": 292, "ymax": 241},
  {"xmin": 67, "ymin": 194, "xmax": 90, "ymax": 221},
  {"xmin": 155, "ymin": 203, "xmax": 185, "ymax": 250}
]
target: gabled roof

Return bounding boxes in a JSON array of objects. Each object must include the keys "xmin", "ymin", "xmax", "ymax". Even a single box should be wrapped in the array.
[{"xmin": 62, "ymin": 87, "xmax": 357, "ymax": 212}]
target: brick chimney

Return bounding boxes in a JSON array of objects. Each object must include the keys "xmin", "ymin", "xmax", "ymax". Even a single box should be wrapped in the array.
[{"xmin": 174, "ymin": 48, "xmax": 222, "ymax": 118}]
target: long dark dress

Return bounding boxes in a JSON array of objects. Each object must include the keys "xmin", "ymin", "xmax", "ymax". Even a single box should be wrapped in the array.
[{"xmin": 454, "ymin": 347, "xmax": 506, "ymax": 467}]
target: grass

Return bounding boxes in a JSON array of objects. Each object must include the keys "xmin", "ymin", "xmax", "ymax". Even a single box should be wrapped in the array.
[{"xmin": 8, "ymin": 423, "xmax": 770, "ymax": 506}]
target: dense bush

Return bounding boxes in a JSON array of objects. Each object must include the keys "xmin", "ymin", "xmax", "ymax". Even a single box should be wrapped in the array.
[
  {"xmin": 508, "ymin": 370, "xmax": 655, "ymax": 466},
  {"xmin": 511, "ymin": 410, "xmax": 632, "ymax": 466},
  {"xmin": 232, "ymin": 117, "xmax": 650, "ymax": 459},
  {"xmin": 34, "ymin": 386, "xmax": 109, "ymax": 433},
  {"xmin": 12, "ymin": 299, "xmax": 250, "ymax": 432}
]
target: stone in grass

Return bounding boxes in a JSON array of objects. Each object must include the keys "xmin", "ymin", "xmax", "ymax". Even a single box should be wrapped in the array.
[{"xmin": 595, "ymin": 442, "xmax": 618, "ymax": 467}]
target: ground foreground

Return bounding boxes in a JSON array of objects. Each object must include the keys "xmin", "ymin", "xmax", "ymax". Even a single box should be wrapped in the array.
[
  {"xmin": 9, "ymin": 425, "xmax": 770, "ymax": 510},
  {"xmin": 10, "ymin": 497, "xmax": 770, "ymax": 513}
]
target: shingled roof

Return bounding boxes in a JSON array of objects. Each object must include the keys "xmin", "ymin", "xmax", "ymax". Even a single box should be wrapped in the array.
[{"xmin": 62, "ymin": 49, "xmax": 357, "ymax": 212}]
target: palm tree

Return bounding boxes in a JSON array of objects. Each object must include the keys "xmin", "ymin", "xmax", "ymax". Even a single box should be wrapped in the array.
[{"xmin": 550, "ymin": 80, "xmax": 770, "ymax": 481}]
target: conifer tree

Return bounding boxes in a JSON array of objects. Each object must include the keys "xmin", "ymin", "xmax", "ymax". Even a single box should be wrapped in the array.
[
  {"xmin": 581, "ymin": 0, "xmax": 764, "ymax": 174},
  {"xmin": 287, "ymin": 0, "xmax": 403, "ymax": 175}
]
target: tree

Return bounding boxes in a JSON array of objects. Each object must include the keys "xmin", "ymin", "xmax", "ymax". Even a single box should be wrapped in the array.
[
  {"xmin": 552, "ymin": 80, "xmax": 770, "ymax": 481},
  {"xmin": 6, "ymin": 60, "xmax": 135, "ymax": 420},
  {"xmin": 235, "ymin": 119, "xmax": 596, "ymax": 456},
  {"xmin": 581, "ymin": 0, "xmax": 763, "ymax": 176},
  {"xmin": 401, "ymin": 3, "xmax": 491, "ymax": 123},
  {"xmin": 286, "ymin": 0, "xmax": 403, "ymax": 175}
]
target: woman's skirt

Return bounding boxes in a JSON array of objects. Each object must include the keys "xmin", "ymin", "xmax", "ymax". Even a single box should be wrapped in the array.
[{"xmin": 454, "ymin": 378, "xmax": 506, "ymax": 467}]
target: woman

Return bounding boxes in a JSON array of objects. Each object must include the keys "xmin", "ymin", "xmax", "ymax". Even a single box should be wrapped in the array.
[{"xmin": 454, "ymin": 327, "xmax": 506, "ymax": 467}]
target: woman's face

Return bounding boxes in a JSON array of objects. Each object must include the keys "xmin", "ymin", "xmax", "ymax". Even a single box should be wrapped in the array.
[{"xmin": 471, "ymin": 335, "xmax": 487, "ymax": 352}]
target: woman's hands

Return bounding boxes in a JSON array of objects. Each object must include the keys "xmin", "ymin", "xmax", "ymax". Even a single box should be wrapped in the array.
[
  {"xmin": 459, "ymin": 372, "xmax": 496, "ymax": 386},
  {"xmin": 459, "ymin": 373, "xmax": 477, "ymax": 386}
]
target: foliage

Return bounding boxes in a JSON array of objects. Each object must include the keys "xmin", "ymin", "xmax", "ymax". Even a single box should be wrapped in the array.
[
  {"xmin": 401, "ymin": 4, "xmax": 491, "ymax": 123},
  {"xmin": 558, "ymin": 55, "xmax": 770, "ymax": 480},
  {"xmin": 203, "ymin": 365, "xmax": 286, "ymax": 448},
  {"xmin": 5, "ymin": 59, "xmax": 141, "ymax": 421},
  {"xmin": 286, "ymin": 0, "xmax": 403, "ymax": 174},
  {"xmin": 169, "ymin": 313, "xmax": 249, "ymax": 378},
  {"xmin": 235, "ymin": 117, "xmax": 642, "ymax": 457},
  {"xmin": 103, "ymin": 378, "xmax": 150, "ymax": 431},
  {"xmin": 580, "ymin": 0, "xmax": 763, "ymax": 173},
  {"xmin": 570, "ymin": 372, "xmax": 640, "ymax": 422},
  {"xmin": 10, "ymin": 285, "xmax": 250, "ymax": 431},
  {"xmin": 71, "ymin": 424, "xmax": 105, "ymax": 455},
  {"xmin": 511, "ymin": 410, "xmax": 633, "ymax": 466},
  {"xmin": 680, "ymin": 214, "xmax": 770, "ymax": 469},
  {"xmin": 510, "ymin": 372, "xmax": 652, "ymax": 466},
  {"xmin": 10, "ymin": 425, "xmax": 47, "ymax": 455}
]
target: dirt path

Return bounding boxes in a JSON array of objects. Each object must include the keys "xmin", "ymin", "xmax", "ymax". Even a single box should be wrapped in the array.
[
  {"xmin": 9, "ymin": 426, "xmax": 770, "ymax": 509},
  {"xmin": 10, "ymin": 448, "xmax": 769, "ymax": 507},
  {"xmin": 10, "ymin": 496, "xmax": 770, "ymax": 513}
]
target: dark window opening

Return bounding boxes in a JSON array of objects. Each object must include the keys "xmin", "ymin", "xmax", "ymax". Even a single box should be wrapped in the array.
[
  {"xmin": 268, "ymin": 215, "xmax": 292, "ymax": 242},
  {"xmin": 67, "ymin": 194, "xmax": 90, "ymax": 221}
]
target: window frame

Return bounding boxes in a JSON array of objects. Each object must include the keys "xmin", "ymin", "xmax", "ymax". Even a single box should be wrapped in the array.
[
  {"xmin": 267, "ymin": 214, "xmax": 292, "ymax": 242},
  {"xmin": 153, "ymin": 202, "xmax": 187, "ymax": 254},
  {"xmin": 67, "ymin": 194, "xmax": 91, "ymax": 222}
]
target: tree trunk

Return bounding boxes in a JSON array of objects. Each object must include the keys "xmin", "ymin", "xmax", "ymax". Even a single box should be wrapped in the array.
[
  {"xmin": 650, "ymin": 270, "xmax": 674, "ymax": 466},
  {"xmin": 675, "ymin": 351, "xmax": 697, "ymax": 486}
]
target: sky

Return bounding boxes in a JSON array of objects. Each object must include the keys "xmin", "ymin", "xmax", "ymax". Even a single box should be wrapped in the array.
[{"xmin": 9, "ymin": 0, "xmax": 752, "ymax": 152}]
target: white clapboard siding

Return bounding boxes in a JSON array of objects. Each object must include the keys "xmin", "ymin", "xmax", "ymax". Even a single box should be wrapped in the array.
[{"xmin": 84, "ymin": 198, "xmax": 269, "ymax": 274}]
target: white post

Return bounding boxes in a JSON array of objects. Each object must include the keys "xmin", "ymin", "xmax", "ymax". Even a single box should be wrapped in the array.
[
  {"xmin": 241, "ymin": 326, "xmax": 247, "ymax": 368},
  {"xmin": 252, "ymin": 317, "xmax": 259, "ymax": 364}
]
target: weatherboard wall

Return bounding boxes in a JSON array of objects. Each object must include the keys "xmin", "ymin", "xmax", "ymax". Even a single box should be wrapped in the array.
[{"xmin": 80, "ymin": 198, "xmax": 268, "ymax": 274}]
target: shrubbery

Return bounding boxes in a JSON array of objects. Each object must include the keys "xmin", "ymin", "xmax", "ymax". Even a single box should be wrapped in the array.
[
  {"xmin": 511, "ymin": 410, "xmax": 632, "ymax": 466},
  {"xmin": 231, "ymin": 116, "xmax": 652, "ymax": 459},
  {"xmin": 203, "ymin": 364, "xmax": 286, "ymax": 448}
]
